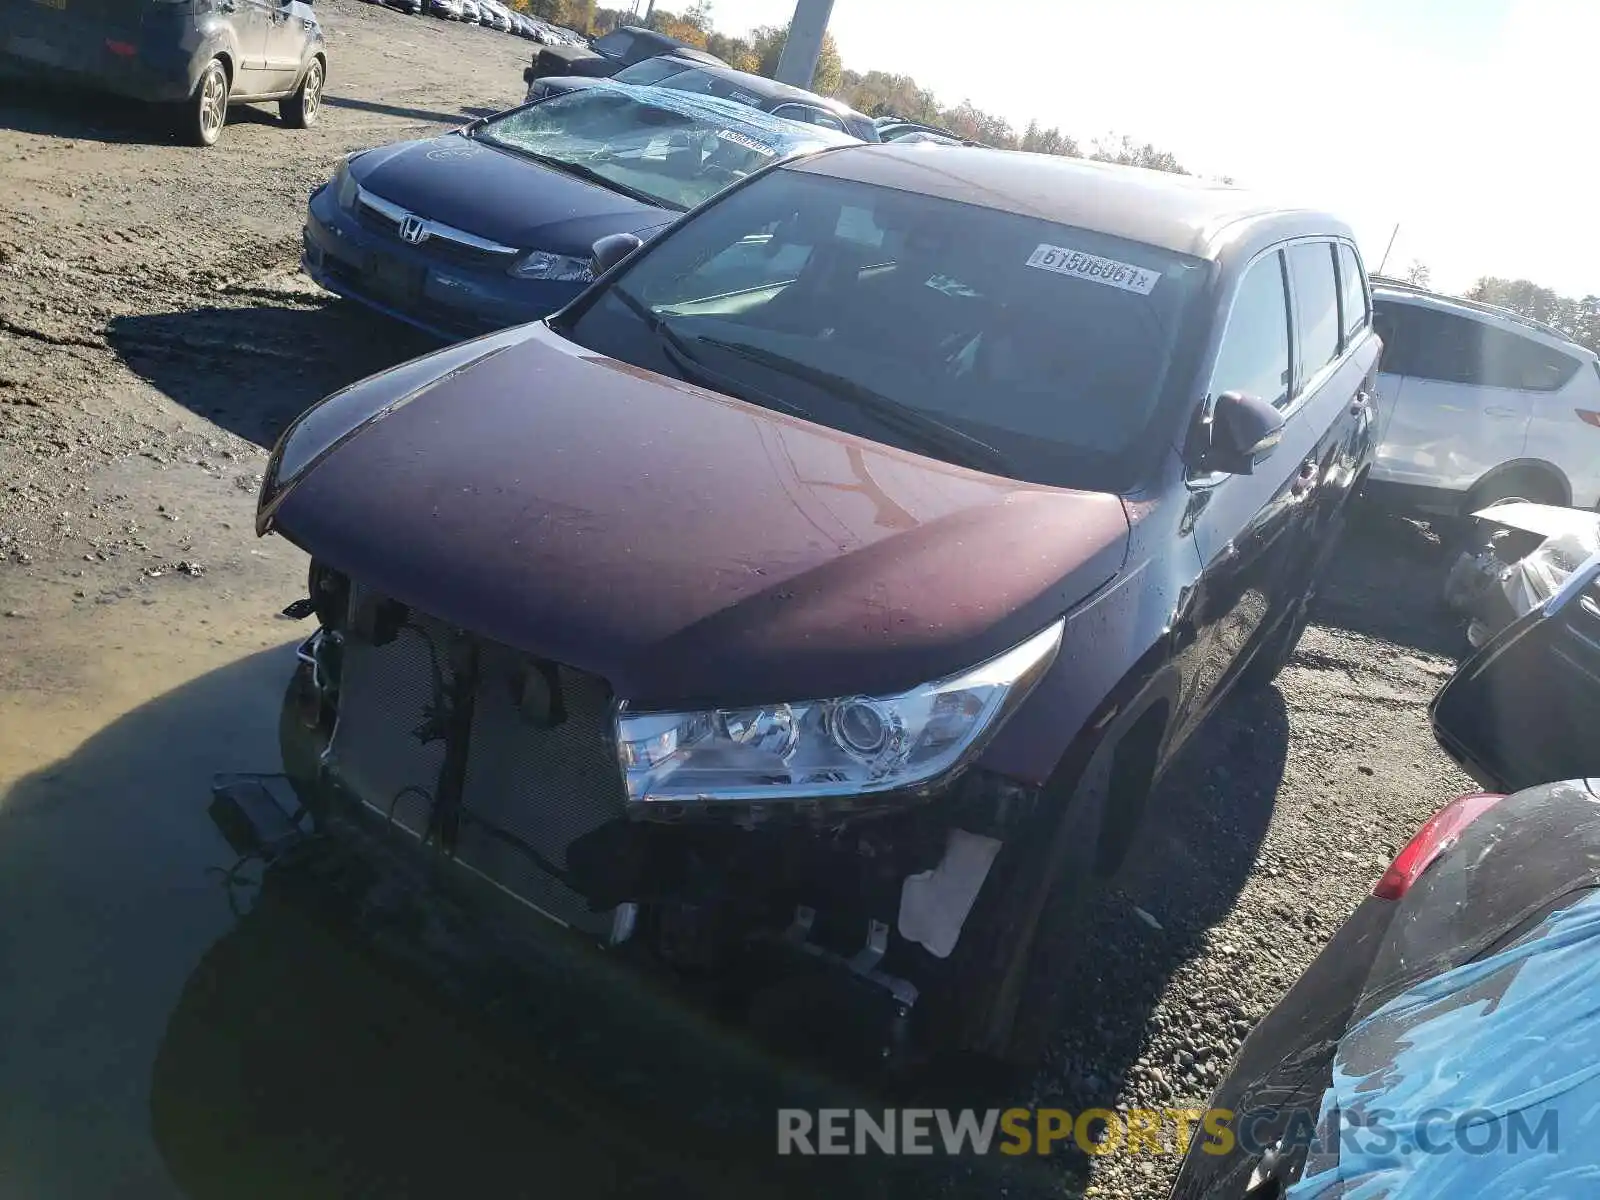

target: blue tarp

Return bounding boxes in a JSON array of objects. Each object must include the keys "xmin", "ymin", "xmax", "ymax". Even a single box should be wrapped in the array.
[{"xmin": 1291, "ymin": 888, "xmax": 1600, "ymax": 1197}]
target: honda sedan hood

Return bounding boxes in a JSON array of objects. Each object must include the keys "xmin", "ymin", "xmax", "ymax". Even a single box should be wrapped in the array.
[
  {"xmin": 350, "ymin": 134, "xmax": 670, "ymax": 256},
  {"xmin": 262, "ymin": 324, "xmax": 1130, "ymax": 710}
]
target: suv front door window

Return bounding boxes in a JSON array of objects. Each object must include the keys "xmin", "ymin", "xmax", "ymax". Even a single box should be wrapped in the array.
[{"xmin": 1208, "ymin": 251, "xmax": 1291, "ymax": 410}]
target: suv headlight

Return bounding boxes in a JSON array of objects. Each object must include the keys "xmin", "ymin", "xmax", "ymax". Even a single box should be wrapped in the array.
[
  {"xmin": 509, "ymin": 250, "xmax": 594, "ymax": 282},
  {"xmin": 615, "ymin": 620, "xmax": 1063, "ymax": 805}
]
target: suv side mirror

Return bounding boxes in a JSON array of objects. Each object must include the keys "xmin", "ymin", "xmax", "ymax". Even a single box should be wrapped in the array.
[
  {"xmin": 1193, "ymin": 390, "xmax": 1285, "ymax": 476},
  {"xmin": 591, "ymin": 232, "xmax": 642, "ymax": 277}
]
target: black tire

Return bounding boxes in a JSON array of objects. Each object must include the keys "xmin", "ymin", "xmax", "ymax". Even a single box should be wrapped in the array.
[
  {"xmin": 186, "ymin": 58, "xmax": 229, "ymax": 147},
  {"xmin": 1239, "ymin": 592, "xmax": 1312, "ymax": 690},
  {"xmin": 919, "ymin": 730, "xmax": 1123, "ymax": 1071},
  {"xmin": 280, "ymin": 58, "xmax": 323, "ymax": 129},
  {"xmin": 1438, "ymin": 468, "xmax": 1566, "ymax": 552}
]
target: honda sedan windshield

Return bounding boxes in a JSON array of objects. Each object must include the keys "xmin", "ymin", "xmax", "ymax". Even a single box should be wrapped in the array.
[
  {"xmin": 564, "ymin": 167, "xmax": 1209, "ymax": 490},
  {"xmin": 474, "ymin": 85, "xmax": 844, "ymax": 212}
]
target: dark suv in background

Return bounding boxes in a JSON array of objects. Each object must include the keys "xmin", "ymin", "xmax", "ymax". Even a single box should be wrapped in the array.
[
  {"xmin": 1, "ymin": 0, "xmax": 326, "ymax": 145},
  {"xmin": 260, "ymin": 147, "xmax": 1377, "ymax": 1068},
  {"xmin": 525, "ymin": 55, "xmax": 881, "ymax": 141},
  {"xmin": 523, "ymin": 22, "xmax": 722, "ymax": 84}
]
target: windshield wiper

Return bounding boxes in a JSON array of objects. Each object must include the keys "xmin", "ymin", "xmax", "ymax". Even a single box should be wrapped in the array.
[
  {"xmin": 607, "ymin": 290, "xmax": 808, "ymax": 417},
  {"xmin": 685, "ymin": 334, "xmax": 1011, "ymax": 474}
]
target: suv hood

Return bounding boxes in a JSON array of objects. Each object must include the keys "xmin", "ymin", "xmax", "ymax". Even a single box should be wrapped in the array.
[
  {"xmin": 262, "ymin": 324, "xmax": 1130, "ymax": 710},
  {"xmin": 349, "ymin": 135, "xmax": 670, "ymax": 257}
]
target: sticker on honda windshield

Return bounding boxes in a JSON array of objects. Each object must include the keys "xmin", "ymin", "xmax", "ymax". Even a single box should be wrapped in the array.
[
  {"xmin": 716, "ymin": 128, "xmax": 778, "ymax": 157},
  {"xmin": 1025, "ymin": 244, "xmax": 1161, "ymax": 295}
]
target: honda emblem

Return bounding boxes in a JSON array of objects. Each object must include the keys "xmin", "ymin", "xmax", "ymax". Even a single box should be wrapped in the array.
[{"xmin": 397, "ymin": 215, "xmax": 429, "ymax": 245}]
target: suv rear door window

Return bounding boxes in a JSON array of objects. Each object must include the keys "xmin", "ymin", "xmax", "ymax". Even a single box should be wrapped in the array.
[
  {"xmin": 1337, "ymin": 243, "xmax": 1368, "ymax": 345},
  {"xmin": 1374, "ymin": 302, "xmax": 1580, "ymax": 391},
  {"xmin": 1212, "ymin": 251, "xmax": 1291, "ymax": 409},
  {"xmin": 1288, "ymin": 241, "xmax": 1341, "ymax": 381}
]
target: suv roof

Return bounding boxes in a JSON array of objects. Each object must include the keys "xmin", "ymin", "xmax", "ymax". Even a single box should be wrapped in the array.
[
  {"xmin": 630, "ymin": 59, "xmax": 874, "ymax": 134},
  {"xmin": 794, "ymin": 145, "xmax": 1345, "ymax": 259},
  {"xmin": 615, "ymin": 26, "xmax": 725, "ymax": 66},
  {"xmin": 1371, "ymin": 277, "xmax": 1589, "ymax": 354}
]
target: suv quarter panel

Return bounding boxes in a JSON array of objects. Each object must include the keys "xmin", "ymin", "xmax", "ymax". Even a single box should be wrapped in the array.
[{"xmin": 1524, "ymin": 363, "xmax": 1600, "ymax": 509}]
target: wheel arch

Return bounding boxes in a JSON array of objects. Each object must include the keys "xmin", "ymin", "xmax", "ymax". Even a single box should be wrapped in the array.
[
  {"xmin": 1032, "ymin": 638, "xmax": 1184, "ymax": 874},
  {"xmin": 1463, "ymin": 458, "xmax": 1572, "ymax": 512}
]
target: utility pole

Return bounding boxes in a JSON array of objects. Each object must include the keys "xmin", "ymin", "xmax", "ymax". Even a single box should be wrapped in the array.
[
  {"xmin": 643, "ymin": 0, "xmax": 655, "ymax": 21},
  {"xmin": 774, "ymin": 0, "xmax": 836, "ymax": 88},
  {"xmin": 1377, "ymin": 223, "xmax": 1400, "ymax": 276}
]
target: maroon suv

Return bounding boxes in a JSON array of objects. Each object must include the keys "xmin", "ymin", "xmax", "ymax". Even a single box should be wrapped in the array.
[{"xmin": 259, "ymin": 145, "xmax": 1379, "ymax": 1065}]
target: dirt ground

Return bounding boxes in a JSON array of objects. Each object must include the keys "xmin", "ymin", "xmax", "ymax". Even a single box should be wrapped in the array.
[{"xmin": 0, "ymin": 8, "xmax": 1477, "ymax": 1196}]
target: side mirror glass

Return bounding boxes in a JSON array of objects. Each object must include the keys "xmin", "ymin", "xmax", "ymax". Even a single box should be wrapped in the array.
[
  {"xmin": 590, "ymin": 232, "xmax": 643, "ymax": 277},
  {"xmin": 1194, "ymin": 390, "xmax": 1285, "ymax": 476}
]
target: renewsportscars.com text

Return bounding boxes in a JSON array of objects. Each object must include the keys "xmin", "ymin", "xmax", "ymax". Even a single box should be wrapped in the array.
[{"xmin": 777, "ymin": 1107, "xmax": 1559, "ymax": 1159}]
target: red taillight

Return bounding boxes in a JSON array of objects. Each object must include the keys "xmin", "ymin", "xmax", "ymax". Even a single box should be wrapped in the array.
[
  {"xmin": 1577, "ymin": 410, "xmax": 1600, "ymax": 428},
  {"xmin": 105, "ymin": 39, "xmax": 137, "ymax": 56},
  {"xmin": 1373, "ymin": 792, "xmax": 1506, "ymax": 900}
]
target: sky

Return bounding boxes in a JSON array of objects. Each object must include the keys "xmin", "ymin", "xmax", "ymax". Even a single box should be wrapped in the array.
[{"xmin": 680, "ymin": 0, "xmax": 1600, "ymax": 298}]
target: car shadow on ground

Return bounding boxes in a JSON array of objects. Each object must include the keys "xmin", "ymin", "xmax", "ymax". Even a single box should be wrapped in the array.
[
  {"xmin": 0, "ymin": 649, "xmax": 1063, "ymax": 1200},
  {"xmin": 107, "ymin": 302, "xmax": 437, "ymax": 448},
  {"xmin": 0, "ymin": 80, "xmax": 186, "ymax": 145},
  {"xmin": 1314, "ymin": 506, "xmax": 1466, "ymax": 660},
  {"xmin": 323, "ymin": 93, "xmax": 495, "ymax": 125},
  {"xmin": 0, "ymin": 78, "xmax": 282, "ymax": 144}
]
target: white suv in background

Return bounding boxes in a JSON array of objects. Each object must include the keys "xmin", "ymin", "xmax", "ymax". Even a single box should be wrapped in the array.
[{"xmin": 1367, "ymin": 281, "xmax": 1600, "ymax": 518}]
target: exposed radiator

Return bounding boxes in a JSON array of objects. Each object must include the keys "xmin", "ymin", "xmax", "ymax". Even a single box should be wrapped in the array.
[{"xmin": 326, "ymin": 594, "xmax": 627, "ymax": 938}]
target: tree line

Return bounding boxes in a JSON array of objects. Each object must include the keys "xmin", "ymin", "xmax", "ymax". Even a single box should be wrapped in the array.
[{"xmin": 1465, "ymin": 278, "xmax": 1600, "ymax": 356}]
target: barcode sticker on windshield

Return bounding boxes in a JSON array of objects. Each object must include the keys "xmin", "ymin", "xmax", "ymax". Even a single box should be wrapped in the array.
[
  {"xmin": 1025, "ymin": 244, "xmax": 1161, "ymax": 294},
  {"xmin": 716, "ymin": 128, "xmax": 777, "ymax": 157}
]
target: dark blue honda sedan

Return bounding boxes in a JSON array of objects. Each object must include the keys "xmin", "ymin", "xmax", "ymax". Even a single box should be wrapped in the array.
[{"xmin": 302, "ymin": 83, "xmax": 852, "ymax": 340}]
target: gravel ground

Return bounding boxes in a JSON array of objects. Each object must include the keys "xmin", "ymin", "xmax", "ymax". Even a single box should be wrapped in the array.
[{"xmin": 0, "ymin": 12, "xmax": 1478, "ymax": 1196}]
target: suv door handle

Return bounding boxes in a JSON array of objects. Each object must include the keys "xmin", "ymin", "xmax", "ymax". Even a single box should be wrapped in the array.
[{"xmin": 1484, "ymin": 405, "xmax": 1523, "ymax": 418}]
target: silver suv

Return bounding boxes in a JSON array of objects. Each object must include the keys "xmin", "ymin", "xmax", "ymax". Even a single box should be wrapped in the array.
[{"xmin": 1368, "ymin": 281, "xmax": 1600, "ymax": 518}]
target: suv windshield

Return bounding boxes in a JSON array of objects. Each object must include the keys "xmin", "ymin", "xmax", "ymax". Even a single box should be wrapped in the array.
[
  {"xmin": 474, "ymin": 88, "xmax": 826, "ymax": 211},
  {"xmin": 563, "ymin": 168, "xmax": 1208, "ymax": 490}
]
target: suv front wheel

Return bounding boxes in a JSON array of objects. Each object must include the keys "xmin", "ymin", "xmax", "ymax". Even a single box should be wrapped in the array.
[{"xmin": 281, "ymin": 59, "xmax": 324, "ymax": 128}]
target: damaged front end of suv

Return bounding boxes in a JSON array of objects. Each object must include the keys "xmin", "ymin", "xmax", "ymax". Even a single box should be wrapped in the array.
[{"xmin": 254, "ymin": 316, "xmax": 1136, "ymax": 1067}]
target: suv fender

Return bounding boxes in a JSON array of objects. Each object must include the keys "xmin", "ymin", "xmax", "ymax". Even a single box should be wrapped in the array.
[
  {"xmin": 1463, "ymin": 458, "xmax": 1571, "ymax": 513},
  {"xmin": 942, "ymin": 652, "xmax": 1181, "ymax": 1062}
]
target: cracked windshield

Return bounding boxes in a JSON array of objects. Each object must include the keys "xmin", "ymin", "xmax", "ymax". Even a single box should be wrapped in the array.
[{"xmin": 2, "ymin": 0, "xmax": 1597, "ymax": 1198}]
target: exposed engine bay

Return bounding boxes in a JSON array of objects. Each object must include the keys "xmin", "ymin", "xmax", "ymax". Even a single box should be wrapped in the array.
[{"xmin": 276, "ymin": 563, "xmax": 1047, "ymax": 1058}]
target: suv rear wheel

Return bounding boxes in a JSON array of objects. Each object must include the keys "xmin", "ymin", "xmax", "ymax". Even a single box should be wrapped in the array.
[
  {"xmin": 187, "ymin": 58, "xmax": 229, "ymax": 147},
  {"xmin": 1463, "ymin": 465, "xmax": 1566, "ymax": 515},
  {"xmin": 1439, "ymin": 465, "xmax": 1568, "ymax": 551},
  {"xmin": 280, "ymin": 59, "xmax": 324, "ymax": 129}
]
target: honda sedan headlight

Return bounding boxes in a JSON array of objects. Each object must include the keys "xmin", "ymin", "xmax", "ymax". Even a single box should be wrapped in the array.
[
  {"xmin": 333, "ymin": 155, "xmax": 362, "ymax": 211},
  {"xmin": 509, "ymin": 251, "xmax": 594, "ymax": 282},
  {"xmin": 616, "ymin": 620, "xmax": 1064, "ymax": 805}
]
